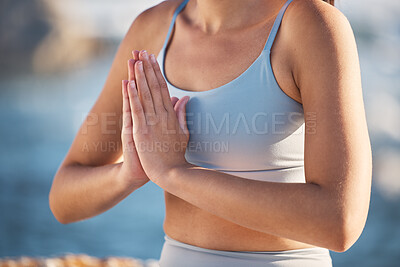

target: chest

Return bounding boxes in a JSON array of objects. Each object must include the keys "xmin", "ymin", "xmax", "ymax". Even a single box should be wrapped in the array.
[
  {"xmin": 157, "ymin": 17, "xmax": 305, "ymax": 171},
  {"xmin": 163, "ymin": 55, "xmax": 305, "ymax": 171},
  {"xmin": 164, "ymin": 24, "xmax": 274, "ymax": 92}
]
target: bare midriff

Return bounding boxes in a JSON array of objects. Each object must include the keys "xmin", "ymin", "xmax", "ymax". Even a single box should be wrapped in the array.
[{"xmin": 163, "ymin": 192, "xmax": 316, "ymax": 251}]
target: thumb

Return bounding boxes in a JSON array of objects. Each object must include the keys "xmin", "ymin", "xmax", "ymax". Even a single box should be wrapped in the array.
[
  {"xmin": 174, "ymin": 96, "xmax": 190, "ymax": 135},
  {"xmin": 170, "ymin": 96, "xmax": 179, "ymax": 108}
]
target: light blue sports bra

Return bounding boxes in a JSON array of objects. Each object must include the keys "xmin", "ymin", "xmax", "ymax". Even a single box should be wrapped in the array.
[{"xmin": 157, "ymin": 0, "xmax": 306, "ymax": 183}]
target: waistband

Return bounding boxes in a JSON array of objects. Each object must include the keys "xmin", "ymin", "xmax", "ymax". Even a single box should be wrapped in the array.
[{"xmin": 163, "ymin": 234, "xmax": 332, "ymax": 261}]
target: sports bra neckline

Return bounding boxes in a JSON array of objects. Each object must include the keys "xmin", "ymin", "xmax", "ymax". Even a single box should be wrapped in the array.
[
  {"xmin": 158, "ymin": 0, "xmax": 294, "ymax": 94},
  {"xmin": 159, "ymin": 50, "xmax": 268, "ymax": 95}
]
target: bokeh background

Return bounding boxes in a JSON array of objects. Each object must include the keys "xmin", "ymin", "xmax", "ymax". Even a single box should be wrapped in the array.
[{"xmin": 0, "ymin": 0, "xmax": 399, "ymax": 266}]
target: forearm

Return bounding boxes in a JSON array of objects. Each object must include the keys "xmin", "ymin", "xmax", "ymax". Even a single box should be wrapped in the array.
[
  {"xmin": 49, "ymin": 162, "xmax": 143, "ymax": 224},
  {"xmin": 162, "ymin": 163, "xmax": 343, "ymax": 250}
]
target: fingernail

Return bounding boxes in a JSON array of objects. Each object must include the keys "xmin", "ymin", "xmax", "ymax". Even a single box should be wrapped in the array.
[
  {"xmin": 150, "ymin": 54, "xmax": 156, "ymax": 63},
  {"xmin": 137, "ymin": 61, "xmax": 143, "ymax": 70},
  {"xmin": 142, "ymin": 50, "xmax": 148, "ymax": 58},
  {"xmin": 129, "ymin": 81, "xmax": 136, "ymax": 89},
  {"xmin": 132, "ymin": 50, "xmax": 139, "ymax": 59}
]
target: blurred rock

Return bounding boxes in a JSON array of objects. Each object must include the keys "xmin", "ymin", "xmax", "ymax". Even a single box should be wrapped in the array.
[
  {"xmin": 0, "ymin": 0, "xmax": 160, "ymax": 75},
  {"xmin": 0, "ymin": 0, "xmax": 105, "ymax": 75},
  {"xmin": 366, "ymin": 91, "xmax": 400, "ymax": 141},
  {"xmin": 0, "ymin": 0, "xmax": 50, "ymax": 74},
  {"xmin": 31, "ymin": 0, "xmax": 114, "ymax": 74},
  {"xmin": 373, "ymin": 148, "xmax": 400, "ymax": 201},
  {"xmin": 31, "ymin": 30, "xmax": 109, "ymax": 74}
]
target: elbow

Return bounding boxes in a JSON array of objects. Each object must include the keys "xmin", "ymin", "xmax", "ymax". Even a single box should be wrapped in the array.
[
  {"xmin": 49, "ymin": 189, "xmax": 72, "ymax": 225},
  {"xmin": 52, "ymin": 212, "xmax": 73, "ymax": 225},
  {"xmin": 49, "ymin": 204, "xmax": 73, "ymax": 225},
  {"xmin": 49, "ymin": 172, "xmax": 74, "ymax": 225},
  {"xmin": 330, "ymin": 229, "xmax": 357, "ymax": 253},
  {"xmin": 329, "ymin": 212, "xmax": 366, "ymax": 253}
]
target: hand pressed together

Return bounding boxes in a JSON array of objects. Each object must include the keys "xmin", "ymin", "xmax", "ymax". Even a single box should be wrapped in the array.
[{"xmin": 121, "ymin": 49, "xmax": 190, "ymax": 185}]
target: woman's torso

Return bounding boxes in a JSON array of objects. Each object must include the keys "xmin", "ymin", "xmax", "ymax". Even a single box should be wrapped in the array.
[{"xmin": 155, "ymin": 0, "xmax": 316, "ymax": 251}]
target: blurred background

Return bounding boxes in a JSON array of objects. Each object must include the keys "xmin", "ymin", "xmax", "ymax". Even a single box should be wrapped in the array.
[{"xmin": 0, "ymin": 0, "xmax": 399, "ymax": 266}]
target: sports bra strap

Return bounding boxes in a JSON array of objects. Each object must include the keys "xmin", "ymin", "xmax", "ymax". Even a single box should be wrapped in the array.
[
  {"xmin": 161, "ymin": 0, "xmax": 190, "ymax": 51},
  {"xmin": 263, "ymin": 0, "xmax": 294, "ymax": 51}
]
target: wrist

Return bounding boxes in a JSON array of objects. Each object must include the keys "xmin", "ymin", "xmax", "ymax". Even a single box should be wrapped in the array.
[
  {"xmin": 116, "ymin": 162, "xmax": 147, "ymax": 191},
  {"xmin": 161, "ymin": 161, "xmax": 194, "ymax": 190}
]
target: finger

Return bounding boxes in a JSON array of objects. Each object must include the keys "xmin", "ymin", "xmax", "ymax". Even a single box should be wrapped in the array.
[
  {"xmin": 174, "ymin": 96, "xmax": 190, "ymax": 135},
  {"xmin": 121, "ymin": 80, "xmax": 133, "ymax": 135},
  {"xmin": 132, "ymin": 50, "xmax": 140, "ymax": 61},
  {"xmin": 128, "ymin": 59, "xmax": 136, "ymax": 81},
  {"xmin": 127, "ymin": 80, "xmax": 147, "ymax": 134},
  {"xmin": 135, "ymin": 60, "xmax": 156, "ymax": 118},
  {"xmin": 171, "ymin": 97, "xmax": 179, "ymax": 108},
  {"xmin": 139, "ymin": 50, "xmax": 165, "ymax": 114},
  {"xmin": 149, "ymin": 53, "xmax": 175, "ymax": 115},
  {"xmin": 121, "ymin": 80, "xmax": 136, "ymax": 154}
]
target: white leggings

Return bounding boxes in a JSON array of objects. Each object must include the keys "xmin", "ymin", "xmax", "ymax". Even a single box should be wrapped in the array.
[{"xmin": 159, "ymin": 235, "xmax": 333, "ymax": 267}]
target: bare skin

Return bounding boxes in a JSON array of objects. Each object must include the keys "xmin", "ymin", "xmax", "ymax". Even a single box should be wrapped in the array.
[{"xmin": 49, "ymin": 0, "xmax": 372, "ymax": 253}]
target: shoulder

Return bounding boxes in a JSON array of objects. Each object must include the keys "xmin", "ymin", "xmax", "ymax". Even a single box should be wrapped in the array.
[
  {"xmin": 284, "ymin": 0, "xmax": 357, "ymax": 57},
  {"xmin": 285, "ymin": 0, "xmax": 353, "ymax": 38},
  {"xmin": 281, "ymin": 0, "xmax": 359, "ymax": 90},
  {"xmin": 123, "ymin": 0, "xmax": 185, "ymax": 53}
]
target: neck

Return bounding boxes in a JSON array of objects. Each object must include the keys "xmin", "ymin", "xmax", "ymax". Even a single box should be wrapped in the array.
[{"xmin": 189, "ymin": 0, "xmax": 282, "ymax": 33}]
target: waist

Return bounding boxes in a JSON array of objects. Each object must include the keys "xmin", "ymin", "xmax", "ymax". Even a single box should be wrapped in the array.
[
  {"xmin": 160, "ymin": 234, "xmax": 332, "ymax": 267},
  {"xmin": 164, "ymin": 195, "xmax": 321, "ymax": 252}
]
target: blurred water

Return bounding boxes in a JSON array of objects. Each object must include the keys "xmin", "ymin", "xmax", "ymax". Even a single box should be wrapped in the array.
[
  {"xmin": 1, "ymin": 0, "xmax": 400, "ymax": 266},
  {"xmin": 0, "ymin": 55, "xmax": 166, "ymax": 260}
]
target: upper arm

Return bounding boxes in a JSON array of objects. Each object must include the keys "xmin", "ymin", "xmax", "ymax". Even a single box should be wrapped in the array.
[
  {"xmin": 61, "ymin": 1, "xmax": 177, "ymax": 167},
  {"xmin": 288, "ymin": 0, "xmax": 372, "ymax": 225}
]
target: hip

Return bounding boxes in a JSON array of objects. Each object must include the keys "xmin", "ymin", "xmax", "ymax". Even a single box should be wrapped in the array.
[{"xmin": 159, "ymin": 234, "xmax": 332, "ymax": 267}]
